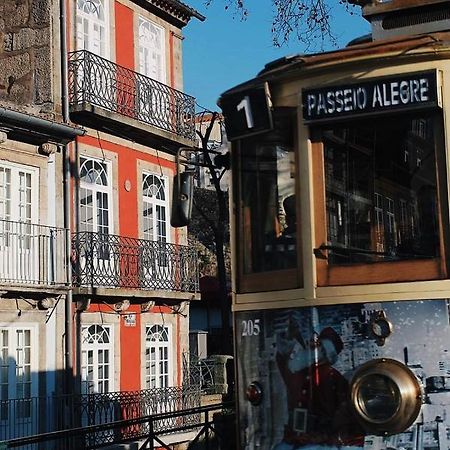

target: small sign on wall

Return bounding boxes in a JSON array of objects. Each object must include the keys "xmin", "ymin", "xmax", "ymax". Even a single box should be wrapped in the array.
[{"xmin": 123, "ymin": 313, "xmax": 136, "ymax": 327}]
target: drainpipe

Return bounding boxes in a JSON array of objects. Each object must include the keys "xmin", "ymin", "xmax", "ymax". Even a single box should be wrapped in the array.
[
  {"xmin": 60, "ymin": 0, "xmax": 69, "ymax": 122},
  {"xmin": 74, "ymin": 139, "xmax": 82, "ymax": 391},
  {"xmin": 60, "ymin": 0, "xmax": 74, "ymax": 397}
]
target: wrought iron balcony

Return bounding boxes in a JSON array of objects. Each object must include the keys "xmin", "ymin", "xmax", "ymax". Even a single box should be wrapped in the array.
[
  {"xmin": 0, "ymin": 386, "xmax": 201, "ymax": 447},
  {"xmin": 68, "ymin": 50, "xmax": 196, "ymax": 142},
  {"xmin": 0, "ymin": 219, "xmax": 68, "ymax": 287},
  {"xmin": 72, "ymin": 231, "xmax": 199, "ymax": 293}
]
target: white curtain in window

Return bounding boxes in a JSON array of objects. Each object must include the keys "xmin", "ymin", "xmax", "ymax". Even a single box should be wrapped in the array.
[{"xmin": 138, "ymin": 17, "xmax": 165, "ymax": 83}]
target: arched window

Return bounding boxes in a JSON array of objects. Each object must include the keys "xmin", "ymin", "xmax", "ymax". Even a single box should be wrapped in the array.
[
  {"xmin": 76, "ymin": 0, "xmax": 109, "ymax": 58},
  {"xmin": 81, "ymin": 324, "xmax": 113, "ymax": 393},
  {"xmin": 142, "ymin": 172, "xmax": 168, "ymax": 243},
  {"xmin": 79, "ymin": 157, "xmax": 111, "ymax": 236},
  {"xmin": 145, "ymin": 324, "xmax": 172, "ymax": 388},
  {"xmin": 80, "ymin": 158, "xmax": 108, "ymax": 186}
]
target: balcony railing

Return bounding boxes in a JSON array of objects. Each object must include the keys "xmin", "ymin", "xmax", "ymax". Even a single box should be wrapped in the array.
[
  {"xmin": 0, "ymin": 219, "xmax": 68, "ymax": 286},
  {"xmin": 0, "ymin": 386, "xmax": 201, "ymax": 449},
  {"xmin": 72, "ymin": 231, "xmax": 199, "ymax": 292},
  {"xmin": 68, "ymin": 50, "xmax": 196, "ymax": 141},
  {"xmin": 183, "ymin": 353, "xmax": 231, "ymax": 395}
]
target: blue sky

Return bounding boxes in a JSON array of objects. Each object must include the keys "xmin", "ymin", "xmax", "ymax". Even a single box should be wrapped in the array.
[{"xmin": 183, "ymin": 0, "xmax": 371, "ymax": 111}]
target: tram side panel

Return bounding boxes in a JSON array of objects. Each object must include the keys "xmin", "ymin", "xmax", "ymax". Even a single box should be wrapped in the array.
[{"xmin": 236, "ymin": 300, "xmax": 450, "ymax": 450}]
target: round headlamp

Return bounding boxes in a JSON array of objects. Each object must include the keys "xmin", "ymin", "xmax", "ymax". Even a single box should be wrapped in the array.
[{"xmin": 350, "ymin": 358, "xmax": 422, "ymax": 435}]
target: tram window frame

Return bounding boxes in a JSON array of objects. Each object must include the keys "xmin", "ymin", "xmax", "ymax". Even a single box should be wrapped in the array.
[
  {"xmin": 233, "ymin": 108, "xmax": 303, "ymax": 293},
  {"xmin": 311, "ymin": 111, "xmax": 450, "ymax": 286}
]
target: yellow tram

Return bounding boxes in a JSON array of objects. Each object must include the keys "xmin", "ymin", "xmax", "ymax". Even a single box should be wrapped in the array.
[{"xmin": 218, "ymin": 0, "xmax": 450, "ymax": 448}]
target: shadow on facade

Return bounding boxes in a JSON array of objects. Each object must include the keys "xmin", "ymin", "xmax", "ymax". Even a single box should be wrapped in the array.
[{"xmin": 0, "ymin": 359, "xmax": 210, "ymax": 449}]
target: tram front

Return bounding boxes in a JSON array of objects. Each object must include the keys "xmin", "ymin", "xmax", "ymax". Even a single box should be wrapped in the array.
[{"xmin": 219, "ymin": 1, "xmax": 450, "ymax": 449}]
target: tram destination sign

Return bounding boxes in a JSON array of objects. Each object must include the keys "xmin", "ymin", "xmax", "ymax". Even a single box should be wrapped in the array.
[{"xmin": 302, "ymin": 71, "xmax": 439, "ymax": 123}]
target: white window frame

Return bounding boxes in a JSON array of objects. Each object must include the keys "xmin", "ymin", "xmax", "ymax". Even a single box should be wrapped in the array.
[
  {"xmin": 386, "ymin": 197, "xmax": 395, "ymax": 233},
  {"xmin": 374, "ymin": 192, "xmax": 384, "ymax": 253},
  {"xmin": 138, "ymin": 16, "xmax": 166, "ymax": 84},
  {"xmin": 81, "ymin": 324, "xmax": 114, "ymax": 394},
  {"xmin": 0, "ymin": 324, "xmax": 39, "ymax": 438},
  {"xmin": 142, "ymin": 172, "xmax": 169, "ymax": 244},
  {"xmin": 144, "ymin": 323, "xmax": 173, "ymax": 389},
  {"xmin": 76, "ymin": 0, "xmax": 110, "ymax": 58},
  {"xmin": 79, "ymin": 156, "xmax": 113, "ymax": 236},
  {"xmin": 0, "ymin": 163, "xmax": 39, "ymax": 282},
  {"xmin": 0, "ymin": 162, "xmax": 38, "ymax": 224}
]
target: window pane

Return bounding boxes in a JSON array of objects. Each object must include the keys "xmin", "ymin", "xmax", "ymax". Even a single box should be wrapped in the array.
[
  {"xmin": 80, "ymin": 188, "xmax": 94, "ymax": 232},
  {"xmin": 240, "ymin": 118, "xmax": 296, "ymax": 274},
  {"xmin": 76, "ymin": 0, "xmax": 106, "ymax": 55},
  {"xmin": 145, "ymin": 325, "xmax": 171, "ymax": 388},
  {"xmin": 0, "ymin": 168, "xmax": 11, "ymax": 221},
  {"xmin": 139, "ymin": 17, "xmax": 165, "ymax": 83},
  {"xmin": 0, "ymin": 328, "xmax": 9, "ymax": 420},
  {"xmin": 323, "ymin": 115, "xmax": 439, "ymax": 264},
  {"xmin": 142, "ymin": 173, "xmax": 168, "ymax": 243},
  {"xmin": 81, "ymin": 325, "xmax": 113, "ymax": 394}
]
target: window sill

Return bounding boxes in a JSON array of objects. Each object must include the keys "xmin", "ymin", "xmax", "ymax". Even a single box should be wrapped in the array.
[
  {"xmin": 238, "ymin": 268, "xmax": 301, "ymax": 293},
  {"xmin": 317, "ymin": 257, "xmax": 444, "ymax": 286}
]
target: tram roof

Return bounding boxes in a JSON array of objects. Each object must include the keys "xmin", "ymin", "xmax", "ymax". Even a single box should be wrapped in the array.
[{"xmin": 218, "ymin": 30, "xmax": 450, "ymax": 102}]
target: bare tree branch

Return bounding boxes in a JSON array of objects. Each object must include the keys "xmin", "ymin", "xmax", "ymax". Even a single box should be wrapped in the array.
[
  {"xmin": 188, "ymin": 111, "xmax": 232, "ymax": 353},
  {"xmin": 207, "ymin": 0, "xmax": 360, "ymax": 49}
]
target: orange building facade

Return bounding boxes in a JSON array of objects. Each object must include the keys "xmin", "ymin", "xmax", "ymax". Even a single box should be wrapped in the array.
[{"xmin": 67, "ymin": 0, "xmax": 203, "ymax": 395}]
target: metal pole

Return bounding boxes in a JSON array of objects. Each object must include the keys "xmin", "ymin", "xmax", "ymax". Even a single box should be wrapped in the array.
[
  {"xmin": 60, "ymin": 0, "xmax": 75, "ymax": 405},
  {"xmin": 205, "ymin": 410, "xmax": 210, "ymax": 450},
  {"xmin": 60, "ymin": 0, "xmax": 69, "ymax": 123},
  {"xmin": 149, "ymin": 418, "xmax": 154, "ymax": 450},
  {"xmin": 63, "ymin": 145, "xmax": 74, "ymax": 396}
]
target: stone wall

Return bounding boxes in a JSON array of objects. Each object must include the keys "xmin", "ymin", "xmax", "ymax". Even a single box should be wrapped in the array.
[{"xmin": 0, "ymin": 0, "xmax": 58, "ymax": 119}]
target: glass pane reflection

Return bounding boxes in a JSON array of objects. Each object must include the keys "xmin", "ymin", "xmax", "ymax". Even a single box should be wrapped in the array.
[
  {"xmin": 240, "ymin": 136, "xmax": 297, "ymax": 273},
  {"xmin": 323, "ymin": 115, "xmax": 440, "ymax": 264},
  {"xmin": 357, "ymin": 374, "xmax": 400, "ymax": 421}
]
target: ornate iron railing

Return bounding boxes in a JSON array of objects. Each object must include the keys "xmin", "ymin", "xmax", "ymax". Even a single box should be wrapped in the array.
[
  {"xmin": 72, "ymin": 231, "xmax": 199, "ymax": 292},
  {"xmin": 68, "ymin": 50, "xmax": 196, "ymax": 141},
  {"xmin": 73, "ymin": 386, "xmax": 201, "ymax": 447},
  {"xmin": 183, "ymin": 353, "xmax": 228, "ymax": 395},
  {"xmin": 0, "ymin": 386, "xmax": 201, "ymax": 449},
  {"xmin": 0, "ymin": 219, "xmax": 68, "ymax": 286},
  {"xmin": 1, "ymin": 400, "xmax": 234, "ymax": 450}
]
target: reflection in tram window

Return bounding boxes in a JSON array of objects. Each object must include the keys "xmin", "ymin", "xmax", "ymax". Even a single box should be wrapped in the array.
[
  {"xmin": 323, "ymin": 115, "xmax": 440, "ymax": 264},
  {"xmin": 239, "ymin": 107, "xmax": 298, "ymax": 275},
  {"xmin": 239, "ymin": 126, "xmax": 296, "ymax": 274}
]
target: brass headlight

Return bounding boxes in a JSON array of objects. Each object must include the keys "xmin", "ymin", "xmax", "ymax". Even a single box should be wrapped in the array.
[{"xmin": 350, "ymin": 358, "xmax": 422, "ymax": 435}]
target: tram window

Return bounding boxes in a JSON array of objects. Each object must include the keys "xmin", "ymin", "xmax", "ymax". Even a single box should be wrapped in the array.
[
  {"xmin": 239, "ymin": 119, "xmax": 297, "ymax": 276},
  {"xmin": 322, "ymin": 114, "xmax": 440, "ymax": 265},
  {"xmin": 241, "ymin": 142, "xmax": 296, "ymax": 273}
]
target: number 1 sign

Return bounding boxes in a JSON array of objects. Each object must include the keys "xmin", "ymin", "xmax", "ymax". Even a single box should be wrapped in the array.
[{"xmin": 219, "ymin": 82, "xmax": 273, "ymax": 141}]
